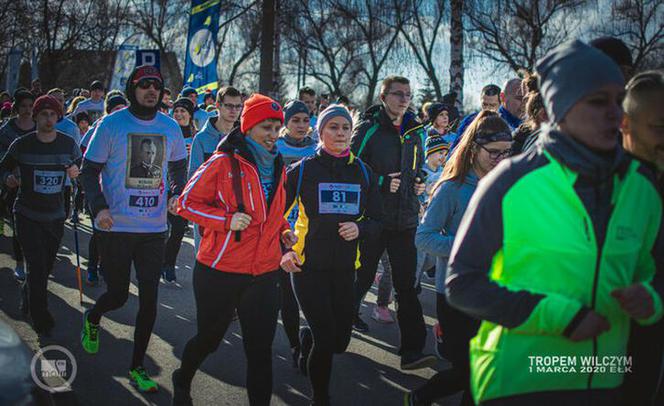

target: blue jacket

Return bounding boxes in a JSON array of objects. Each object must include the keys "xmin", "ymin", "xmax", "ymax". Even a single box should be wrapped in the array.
[
  {"xmin": 415, "ymin": 171, "xmax": 478, "ymax": 294},
  {"xmin": 188, "ymin": 115, "xmax": 224, "ymax": 179}
]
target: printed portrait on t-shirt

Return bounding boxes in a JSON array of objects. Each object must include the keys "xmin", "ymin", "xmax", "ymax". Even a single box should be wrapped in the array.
[{"xmin": 126, "ymin": 133, "xmax": 165, "ymax": 189}]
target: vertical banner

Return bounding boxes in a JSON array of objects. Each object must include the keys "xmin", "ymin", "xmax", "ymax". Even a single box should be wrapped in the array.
[
  {"xmin": 183, "ymin": 0, "xmax": 221, "ymax": 98},
  {"xmin": 5, "ymin": 48, "xmax": 22, "ymax": 93},
  {"xmin": 110, "ymin": 45, "xmax": 139, "ymax": 91},
  {"xmin": 30, "ymin": 48, "xmax": 39, "ymax": 81}
]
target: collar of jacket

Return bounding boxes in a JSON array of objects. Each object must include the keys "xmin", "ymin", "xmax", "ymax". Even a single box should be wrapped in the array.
[
  {"xmin": 540, "ymin": 125, "xmax": 629, "ymax": 182},
  {"xmin": 283, "ymin": 132, "xmax": 315, "ymax": 147},
  {"xmin": 498, "ymin": 105, "xmax": 523, "ymax": 130},
  {"xmin": 316, "ymin": 147, "xmax": 355, "ymax": 167},
  {"xmin": 363, "ymin": 104, "xmax": 422, "ymax": 134}
]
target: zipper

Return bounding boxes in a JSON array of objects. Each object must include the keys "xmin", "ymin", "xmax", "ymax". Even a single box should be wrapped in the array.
[
  {"xmin": 237, "ymin": 155, "xmax": 267, "ymax": 275},
  {"xmin": 247, "ymin": 180, "xmax": 256, "ymax": 211}
]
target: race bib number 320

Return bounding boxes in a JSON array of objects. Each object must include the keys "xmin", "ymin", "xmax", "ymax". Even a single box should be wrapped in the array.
[
  {"xmin": 318, "ymin": 183, "xmax": 360, "ymax": 215},
  {"xmin": 33, "ymin": 170, "xmax": 64, "ymax": 194}
]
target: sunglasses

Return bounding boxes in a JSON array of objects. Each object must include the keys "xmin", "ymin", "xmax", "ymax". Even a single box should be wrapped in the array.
[{"xmin": 136, "ymin": 79, "xmax": 163, "ymax": 90}]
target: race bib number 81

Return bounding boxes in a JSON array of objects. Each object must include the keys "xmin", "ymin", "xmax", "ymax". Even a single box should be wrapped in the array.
[{"xmin": 318, "ymin": 183, "xmax": 360, "ymax": 215}]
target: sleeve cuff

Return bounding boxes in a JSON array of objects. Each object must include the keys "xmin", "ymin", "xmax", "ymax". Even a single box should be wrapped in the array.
[{"xmin": 637, "ymin": 282, "xmax": 664, "ymax": 325}]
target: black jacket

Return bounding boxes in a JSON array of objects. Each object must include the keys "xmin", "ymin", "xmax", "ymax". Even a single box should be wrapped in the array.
[
  {"xmin": 350, "ymin": 105, "xmax": 425, "ymax": 230},
  {"xmin": 284, "ymin": 149, "xmax": 382, "ymax": 272}
]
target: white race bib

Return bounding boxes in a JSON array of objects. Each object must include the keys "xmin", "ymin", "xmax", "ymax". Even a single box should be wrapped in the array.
[
  {"xmin": 127, "ymin": 189, "xmax": 162, "ymax": 217},
  {"xmin": 318, "ymin": 183, "xmax": 361, "ymax": 215},
  {"xmin": 33, "ymin": 170, "xmax": 64, "ymax": 194}
]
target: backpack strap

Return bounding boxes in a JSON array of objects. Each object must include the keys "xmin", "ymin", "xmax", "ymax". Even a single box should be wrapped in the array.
[
  {"xmin": 357, "ymin": 158, "xmax": 369, "ymax": 186},
  {"xmin": 229, "ymin": 151, "xmax": 245, "ymax": 242}
]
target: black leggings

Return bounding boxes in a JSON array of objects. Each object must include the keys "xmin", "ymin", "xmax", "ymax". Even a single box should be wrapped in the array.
[
  {"xmin": 179, "ymin": 263, "xmax": 280, "ymax": 406},
  {"xmin": 15, "ymin": 214, "xmax": 64, "ymax": 324},
  {"xmin": 413, "ymin": 293, "xmax": 478, "ymax": 405},
  {"xmin": 164, "ymin": 213, "xmax": 188, "ymax": 267},
  {"xmin": 354, "ymin": 228, "xmax": 426, "ymax": 354},
  {"xmin": 292, "ymin": 268, "xmax": 355, "ymax": 404},
  {"xmin": 88, "ymin": 231, "xmax": 166, "ymax": 369},
  {"xmin": 280, "ymin": 269, "xmax": 301, "ymax": 349}
]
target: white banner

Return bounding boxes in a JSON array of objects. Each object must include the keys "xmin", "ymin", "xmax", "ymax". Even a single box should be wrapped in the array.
[
  {"xmin": 5, "ymin": 48, "xmax": 22, "ymax": 93},
  {"xmin": 109, "ymin": 45, "xmax": 138, "ymax": 91}
]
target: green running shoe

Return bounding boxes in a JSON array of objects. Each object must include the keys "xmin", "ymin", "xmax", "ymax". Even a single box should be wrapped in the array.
[
  {"xmin": 81, "ymin": 310, "xmax": 100, "ymax": 354},
  {"xmin": 129, "ymin": 366, "xmax": 158, "ymax": 393}
]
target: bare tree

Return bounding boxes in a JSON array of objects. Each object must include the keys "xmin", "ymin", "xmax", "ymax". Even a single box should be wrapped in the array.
[
  {"xmin": 465, "ymin": 0, "xmax": 585, "ymax": 72},
  {"xmin": 449, "ymin": 0, "xmax": 464, "ymax": 108},
  {"xmin": 397, "ymin": 0, "xmax": 446, "ymax": 100},
  {"xmin": 607, "ymin": 0, "xmax": 663, "ymax": 70},
  {"xmin": 333, "ymin": 0, "xmax": 411, "ymax": 107},
  {"xmin": 281, "ymin": 0, "xmax": 364, "ymax": 98}
]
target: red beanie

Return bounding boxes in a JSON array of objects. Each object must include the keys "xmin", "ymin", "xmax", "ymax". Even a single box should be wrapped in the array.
[
  {"xmin": 240, "ymin": 93, "xmax": 284, "ymax": 134},
  {"xmin": 33, "ymin": 95, "xmax": 63, "ymax": 119}
]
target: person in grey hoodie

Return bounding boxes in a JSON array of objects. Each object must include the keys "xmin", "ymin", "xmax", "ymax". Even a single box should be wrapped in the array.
[
  {"xmin": 406, "ymin": 110, "xmax": 513, "ymax": 406},
  {"xmin": 188, "ymin": 86, "xmax": 242, "ymax": 250}
]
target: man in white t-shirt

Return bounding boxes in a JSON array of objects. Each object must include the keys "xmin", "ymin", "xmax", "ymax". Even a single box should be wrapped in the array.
[
  {"xmin": 74, "ymin": 80, "xmax": 105, "ymax": 123},
  {"xmin": 79, "ymin": 65, "xmax": 187, "ymax": 393}
]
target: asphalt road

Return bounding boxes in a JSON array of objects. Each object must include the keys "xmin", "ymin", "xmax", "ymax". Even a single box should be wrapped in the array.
[{"xmin": 0, "ymin": 217, "xmax": 460, "ymax": 406}]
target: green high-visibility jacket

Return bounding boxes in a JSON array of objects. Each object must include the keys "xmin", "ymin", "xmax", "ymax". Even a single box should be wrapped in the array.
[{"xmin": 447, "ymin": 131, "xmax": 663, "ymax": 404}]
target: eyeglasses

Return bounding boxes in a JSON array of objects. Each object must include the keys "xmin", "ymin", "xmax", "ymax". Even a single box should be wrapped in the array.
[
  {"xmin": 387, "ymin": 91, "xmax": 413, "ymax": 100},
  {"xmin": 476, "ymin": 143, "xmax": 512, "ymax": 159},
  {"xmin": 136, "ymin": 79, "xmax": 162, "ymax": 90},
  {"xmin": 222, "ymin": 103, "xmax": 243, "ymax": 110}
]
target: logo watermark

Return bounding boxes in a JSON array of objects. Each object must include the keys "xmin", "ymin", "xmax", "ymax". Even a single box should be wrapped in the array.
[
  {"xmin": 528, "ymin": 355, "xmax": 632, "ymax": 374},
  {"xmin": 30, "ymin": 345, "xmax": 77, "ymax": 392}
]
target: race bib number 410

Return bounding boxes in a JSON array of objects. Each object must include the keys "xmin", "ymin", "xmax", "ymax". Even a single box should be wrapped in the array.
[
  {"xmin": 33, "ymin": 170, "xmax": 64, "ymax": 194},
  {"xmin": 318, "ymin": 183, "xmax": 361, "ymax": 215}
]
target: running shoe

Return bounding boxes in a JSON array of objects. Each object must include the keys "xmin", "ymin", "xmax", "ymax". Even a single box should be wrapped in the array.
[
  {"xmin": 86, "ymin": 267, "xmax": 99, "ymax": 286},
  {"xmin": 81, "ymin": 310, "xmax": 100, "ymax": 354},
  {"xmin": 298, "ymin": 327, "xmax": 313, "ymax": 376},
  {"xmin": 129, "ymin": 366, "xmax": 158, "ymax": 393},
  {"xmin": 14, "ymin": 262, "xmax": 25, "ymax": 282},
  {"xmin": 172, "ymin": 369, "xmax": 193, "ymax": 405},
  {"xmin": 371, "ymin": 305, "xmax": 395, "ymax": 324},
  {"xmin": 162, "ymin": 266, "xmax": 176, "ymax": 284},
  {"xmin": 352, "ymin": 315, "xmax": 370, "ymax": 333},
  {"xmin": 400, "ymin": 351, "xmax": 437, "ymax": 371}
]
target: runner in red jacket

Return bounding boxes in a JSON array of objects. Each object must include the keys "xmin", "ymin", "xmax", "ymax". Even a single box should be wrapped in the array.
[{"xmin": 172, "ymin": 93, "xmax": 297, "ymax": 406}]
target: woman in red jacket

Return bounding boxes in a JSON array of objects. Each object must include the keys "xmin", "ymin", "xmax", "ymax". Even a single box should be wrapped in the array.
[{"xmin": 172, "ymin": 94, "xmax": 297, "ymax": 406}]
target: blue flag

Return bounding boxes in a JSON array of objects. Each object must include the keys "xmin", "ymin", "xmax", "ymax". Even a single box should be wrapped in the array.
[{"xmin": 183, "ymin": 0, "xmax": 221, "ymax": 97}]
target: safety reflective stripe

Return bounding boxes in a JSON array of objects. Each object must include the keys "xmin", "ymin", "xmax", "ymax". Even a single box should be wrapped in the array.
[{"xmin": 211, "ymin": 230, "xmax": 233, "ymax": 268}]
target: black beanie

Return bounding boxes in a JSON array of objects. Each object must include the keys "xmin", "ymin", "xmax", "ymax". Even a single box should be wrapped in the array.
[
  {"xmin": 427, "ymin": 102, "xmax": 457, "ymax": 124},
  {"xmin": 105, "ymin": 95, "xmax": 128, "ymax": 114},
  {"xmin": 172, "ymin": 97, "xmax": 195, "ymax": 118},
  {"xmin": 590, "ymin": 37, "xmax": 633, "ymax": 68}
]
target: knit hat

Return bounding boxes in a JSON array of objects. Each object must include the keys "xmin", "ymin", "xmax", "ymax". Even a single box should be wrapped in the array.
[
  {"xmin": 74, "ymin": 111, "xmax": 90, "ymax": 124},
  {"xmin": 173, "ymin": 97, "xmax": 195, "ymax": 118},
  {"xmin": 240, "ymin": 93, "xmax": 284, "ymax": 134},
  {"xmin": 90, "ymin": 80, "xmax": 105, "ymax": 91},
  {"xmin": 181, "ymin": 86, "xmax": 197, "ymax": 98},
  {"xmin": 283, "ymin": 100, "xmax": 310, "ymax": 125},
  {"xmin": 33, "ymin": 95, "xmax": 64, "ymax": 119},
  {"xmin": 425, "ymin": 136, "xmax": 449, "ymax": 157},
  {"xmin": 316, "ymin": 104, "xmax": 352, "ymax": 135},
  {"xmin": 105, "ymin": 95, "xmax": 128, "ymax": 114},
  {"xmin": 536, "ymin": 40, "xmax": 624, "ymax": 124},
  {"xmin": 590, "ymin": 37, "xmax": 633, "ymax": 68},
  {"xmin": 427, "ymin": 103, "xmax": 456, "ymax": 125}
]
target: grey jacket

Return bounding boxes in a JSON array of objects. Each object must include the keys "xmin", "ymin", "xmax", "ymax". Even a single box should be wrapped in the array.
[{"xmin": 415, "ymin": 171, "xmax": 478, "ymax": 294}]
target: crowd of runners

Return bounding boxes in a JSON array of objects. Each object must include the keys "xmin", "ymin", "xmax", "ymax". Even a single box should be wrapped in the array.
[{"xmin": 0, "ymin": 36, "xmax": 662, "ymax": 406}]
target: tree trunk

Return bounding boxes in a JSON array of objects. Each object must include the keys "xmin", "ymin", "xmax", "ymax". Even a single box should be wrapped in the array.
[
  {"xmin": 449, "ymin": 0, "xmax": 464, "ymax": 110},
  {"xmin": 259, "ymin": 0, "xmax": 275, "ymax": 95}
]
